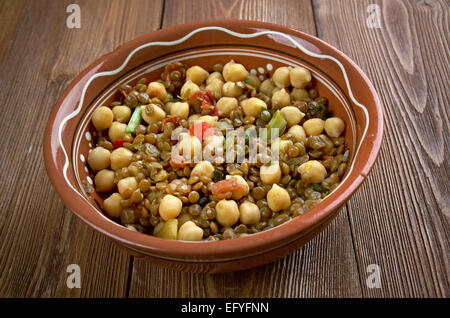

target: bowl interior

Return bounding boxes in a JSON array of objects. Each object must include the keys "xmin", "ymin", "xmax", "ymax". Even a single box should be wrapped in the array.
[{"xmin": 74, "ymin": 49, "xmax": 357, "ymax": 214}]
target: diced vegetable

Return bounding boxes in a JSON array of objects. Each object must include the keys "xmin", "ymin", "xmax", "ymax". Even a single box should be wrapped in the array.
[
  {"xmin": 266, "ymin": 110, "xmax": 287, "ymax": 139},
  {"xmin": 310, "ymin": 103, "xmax": 328, "ymax": 119},
  {"xmin": 188, "ymin": 90, "xmax": 215, "ymax": 110},
  {"xmin": 312, "ymin": 184, "xmax": 327, "ymax": 193},
  {"xmin": 161, "ymin": 62, "xmax": 186, "ymax": 88},
  {"xmin": 169, "ymin": 153, "xmax": 189, "ymax": 169},
  {"xmin": 113, "ymin": 139, "xmax": 127, "ymax": 149},
  {"xmin": 162, "ymin": 116, "xmax": 181, "ymax": 128},
  {"xmin": 189, "ymin": 121, "xmax": 214, "ymax": 141},
  {"xmin": 126, "ymin": 106, "xmax": 142, "ymax": 133},
  {"xmin": 211, "ymin": 179, "xmax": 248, "ymax": 200},
  {"xmin": 168, "ymin": 93, "xmax": 180, "ymax": 102},
  {"xmin": 213, "ymin": 169, "xmax": 224, "ymax": 182},
  {"xmin": 154, "ymin": 219, "xmax": 178, "ymax": 240}
]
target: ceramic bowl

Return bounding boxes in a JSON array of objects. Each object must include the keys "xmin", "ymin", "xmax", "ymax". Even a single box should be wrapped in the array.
[{"xmin": 43, "ymin": 20, "xmax": 383, "ymax": 273}]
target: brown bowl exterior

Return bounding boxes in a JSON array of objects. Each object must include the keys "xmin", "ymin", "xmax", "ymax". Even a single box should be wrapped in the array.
[{"xmin": 43, "ymin": 20, "xmax": 383, "ymax": 272}]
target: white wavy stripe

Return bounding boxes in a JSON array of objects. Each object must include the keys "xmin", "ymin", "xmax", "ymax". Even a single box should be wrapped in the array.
[
  {"xmin": 59, "ymin": 26, "xmax": 369, "ymax": 226},
  {"xmin": 73, "ymin": 48, "xmax": 356, "ymax": 186},
  {"xmin": 72, "ymin": 49, "xmax": 356, "ymax": 194}
]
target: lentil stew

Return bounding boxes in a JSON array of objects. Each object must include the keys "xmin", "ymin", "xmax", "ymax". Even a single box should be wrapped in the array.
[{"xmin": 86, "ymin": 60, "xmax": 350, "ymax": 241}]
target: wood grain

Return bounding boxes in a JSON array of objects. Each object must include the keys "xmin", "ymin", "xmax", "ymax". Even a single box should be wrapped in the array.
[
  {"xmin": 314, "ymin": 0, "xmax": 449, "ymax": 297},
  {"xmin": 0, "ymin": 0, "xmax": 163, "ymax": 297},
  {"xmin": 0, "ymin": 0, "xmax": 447, "ymax": 298}
]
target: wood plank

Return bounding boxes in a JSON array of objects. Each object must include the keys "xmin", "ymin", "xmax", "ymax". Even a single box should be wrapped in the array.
[
  {"xmin": 0, "ymin": 0, "xmax": 163, "ymax": 297},
  {"xmin": 161, "ymin": 0, "xmax": 316, "ymax": 31},
  {"xmin": 0, "ymin": 0, "xmax": 28, "ymax": 65},
  {"xmin": 128, "ymin": 0, "xmax": 362, "ymax": 298},
  {"xmin": 128, "ymin": 211, "xmax": 360, "ymax": 297},
  {"xmin": 314, "ymin": 0, "xmax": 449, "ymax": 297}
]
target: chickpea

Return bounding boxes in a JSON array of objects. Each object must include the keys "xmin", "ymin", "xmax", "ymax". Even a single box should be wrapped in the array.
[
  {"xmin": 94, "ymin": 169, "xmax": 115, "ymax": 192},
  {"xmin": 103, "ymin": 193, "xmax": 123, "ymax": 218},
  {"xmin": 225, "ymin": 175, "xmax": 249, "ymax": 199},
  {"xmin": 186, "ymin": 65, "xmax": 209, "ymax": 85},
  {"xmin": 222, "ymin": 81, "xmax": 243, "ymax": 97},
  {"xmin": 177, "ymin": 221, "xmax": 204, "ymax": 241},
  {"xmin": 290, "ymin": 66, "xmax": 311, "ymax": 88},
  {"xmin": 117, "ymin": 176, "xmax": 137, "ymax": 199},
  {"xmin": 159, "ymin": 194, "xmax": 183, "ymax": 221},
  {"xmin": 92, "ymin": 106, "xmax": 113, "ymax": 132},
  {"xmin": 112, "ymin": 105, "xmax": 132, "ymax": 123},
  {"xmin": 280, "ymin": 106, "xmax": 305, "ymax": 127},
  {"xmin": 206, "ymin": 71, "xmax": 224, "ymax": 84},
  {"xmin": 291, "ymin": 88, "xmax": 309, "ymax": 101},
  {"xmin": 87, "ymin": 147, "xmax": 110, "ymax": 171},
  {"xmin": 222, "ymin": 61, "xmax": 248, "ymax": 82},
  {"xmin": 267, "ymin": 184, "xmax": 291, "ymax": 212},
  {"xmin": 188, "ymin": 114, "xmax": 201, "ymax": 127},
  {"xmin": 272, "ymin": 87, "xmax": 282, "ymax": 95},
  {"xmin": 239, "ymin": 201, "xmax": 261, "ymax": 225},
  {"xmin": 170, "ymin": 101, "xmax": 190, "ymax": 119},
  {"xmin": 324, "ymin": 117, "xmax": 345, "ymax": 137},
  {"xmin": 272, "ymin": 66, "xmax": 291, "ymax": 88},
  {"xmin": 110, "ymin": 147, "xmax": 133, "ymax": 170},
  {"xmin": 216, "ymin": 97, "xmax": 238, "ymax": 117},
  {"xmin": 141, "ymin": 104, "xmax": 166, "ymax": 124},
  {"xmin": 205, "ymin": 78, "xmax": 223, "ymax": 99},
  {"xmin": 216, "ymin": 199, "xmax": 240, "ymax": 227},
  {"xmin": 259, "ymin": 79, "xmax": 275, "ymax": 96},
  {"xmin": 180, "ymin": 80, "xmax": 200, "ymax": 100},
  {"xmin": 108, "ymin": 121, "xmax": 128, "ymax": 142},
  {"xmin": 260, "ymin": 163, "xmax": 282, "ymax": 185},
  {"xmin": 303, "ymin": 118, "xmax": 325, "ymax": 136},
  {"xmin": 287, "ymin": 125, "xmax": 307, "ymax": 143},
  {"xmin": 197, "ymin": 115, "xmax": 218, "ymax": 127},
  {"xmin": 191, "ymin": 161, "xmax": 215, "ymax": 178},
  {"xmin": 298, "ymin": 160, "xmax": 327, "ymax": 183},
  {"xmin": 271, "ymin": 88, "xmax": 290, "ymax": 109},
  {"xmin": 146, "ymin": 81, "xmax": 168, "ymax": 100},
  {"xmin": 241, "ymin": 97, "xmax": 267, "ymax": 117}
]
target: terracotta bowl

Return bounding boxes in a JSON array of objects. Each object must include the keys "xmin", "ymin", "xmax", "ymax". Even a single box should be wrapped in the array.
[{"xmin": 43, "ymin": 20, "xmax": 383, "ymax": 273}]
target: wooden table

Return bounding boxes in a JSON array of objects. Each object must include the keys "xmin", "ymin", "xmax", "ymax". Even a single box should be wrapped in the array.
[{"xmin": 0, "ymin": 0, "xmax": 448, "ymax": 298}]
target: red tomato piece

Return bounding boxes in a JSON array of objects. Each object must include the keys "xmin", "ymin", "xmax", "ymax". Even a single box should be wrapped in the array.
[
  {"xmin": 210, "ymin": 179, "xmax": 247, "ymax": 200},
  {"xmin": 113, "ymin": 139, "xmax": 127, "ymax": 149},
  {"xmin": 188, "ymin": 90, "xmax": 215, "ymax": 110},
  {"xmin": 162, "ymin": 116, "xmax": 181, "ymax": 128},
  {"xmin": 189, "ymin": 122, "xmax": 214, "ymax": 141},
  {"xmin": 169, "ymin": 154, "xmax": 189, "ymax": 169}
]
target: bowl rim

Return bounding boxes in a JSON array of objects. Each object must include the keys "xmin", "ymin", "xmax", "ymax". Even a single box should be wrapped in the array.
[{"xmin": 43, "ymin": 19, "xmax": 383, "ymax": 261}]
